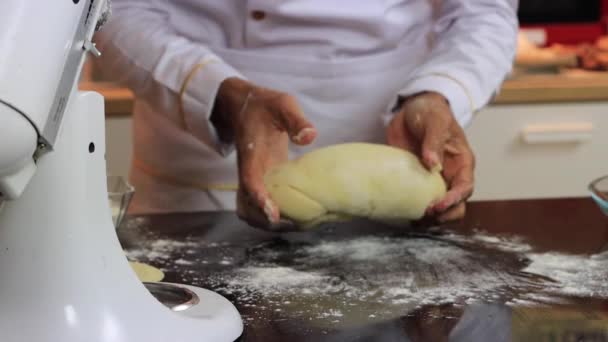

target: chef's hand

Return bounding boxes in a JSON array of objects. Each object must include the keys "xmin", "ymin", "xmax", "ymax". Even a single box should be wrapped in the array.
[
  {"xmin": 387, "ymin": 91, "xmax": 475, "ymax": 223},
  {"xmin": 214, "ymin": 77, "xmax": 317, "ymax": 229}
]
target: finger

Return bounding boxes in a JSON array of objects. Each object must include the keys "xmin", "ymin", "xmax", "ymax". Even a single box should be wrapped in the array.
[
  {"xmin": 430, "ymin": 147, "xmax": 475, "ymax": 214},
  {"xmin": 437, "ymin": 203, "xmax": 466, "ymax": 223},
  {"xmin": 431, "ymin": 177, "xmax": 474, "ymax": 214},
  {"xmin": 427, "ymin": 190, "xmax": 461, "ymax": 215},
  {"xmin": 237, "ymin": 191, "xmax": 299, "ymax": 231},
  {"xmin": 418, "ymin": 116, "xmax": 450, "ymax": 172},
  {"xmin": 237, "ymin": 148, "xmax": 281, "ymax": 225},
  {"xmin": 236, "ymin": 189, "xmax": 272, "ymax": 228},
  {"xmin": 273, "ymin": 218, "xmax": 299, "ymax": 231},
  {"xmin": 386, "ymin": 113, "xmax": 418, "ymax": 152},
  {"xmin": 426, "ymin": 166, "xmax": 474, "ymax": 215},
  {"xmin": 273, "ymin": 95, "xmax": 317, "ymax": 145},
  {"xmin": 242, "ymin": 176, "xmax": 280, "ymax": 223},
  {"xmin": 411, "ymin": 215, "xmax": 439, "ymax": 229}
]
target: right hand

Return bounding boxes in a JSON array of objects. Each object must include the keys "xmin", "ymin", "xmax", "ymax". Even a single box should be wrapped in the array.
[
  {"xmin": 386, "ymin": 91, "xmax": 475, "ymax": 223},
  {"xmin": 214, "ymin": 78, "xmax": 317, "ymax": 230}
]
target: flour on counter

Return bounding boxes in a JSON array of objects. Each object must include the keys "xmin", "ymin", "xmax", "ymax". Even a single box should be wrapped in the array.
[
  {"xmin": 125, "ymin": 229, "xmax": 608, "ymax": 325},
  {"xmin": 303, "ymin": 236, "xmax": 469, "ymax": 263},
  {"xmin": 229, "ymin": 266, "xmax": 331, "ymax": 292},
  {"xmin": 442, "ymin": 231, "xmax": 533, "ymax": 253},
  {"xmin": 523, "ymin": 250, "xmax": 608, "ymax": 298},
  {"xmin": 126, "ymin": 239, "xmax": 199, "ymax": 261},
  {"xmin": 174, "ymin": 258, "xmax": 194, "ymax": 266},
  {"xmin": 202, "ymin": 234, "xmax": 547, "ymax": 325}
]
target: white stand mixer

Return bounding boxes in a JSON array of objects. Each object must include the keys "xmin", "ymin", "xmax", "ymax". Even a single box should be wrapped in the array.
[{"xmin": 0, "ymin": 1, "xmax": 243, "ymax": 341}]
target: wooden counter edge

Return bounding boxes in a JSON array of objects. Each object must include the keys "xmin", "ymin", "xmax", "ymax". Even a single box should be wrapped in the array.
[
  {"xmin": 80, "ymin": 82, "xmax": 134, "ymax": 117},
  {"xmin": 494, "ymin": 75, "xmax": 608, "ymax": 105},
  {"xmin": 82, "ymin": 75, "xmax": 608, "ymax": 118}
]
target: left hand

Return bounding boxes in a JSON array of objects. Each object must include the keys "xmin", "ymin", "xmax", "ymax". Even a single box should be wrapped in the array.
[{"xmin": 387, "ymin": 91, "xmax": 475, "ymax": 222}]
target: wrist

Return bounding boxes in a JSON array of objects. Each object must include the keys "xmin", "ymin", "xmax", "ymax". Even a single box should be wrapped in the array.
[
  {"xmin": 403, "ymin": 91, "xmax": 448, "ymax": 106},
  {"xmin": 215, "ymin": 77, "xmax": 254, "ymax": 117},
  {"xmin": 211, "ymin": 77, "xmax": 253, "ymax": 142},
  {"xmin": 392, "ymin": 91, "xmax": 447, "ymax": 114},
  {"xmin": 421, "ymin": 91, "xmax": 449, "ymax": 104}
]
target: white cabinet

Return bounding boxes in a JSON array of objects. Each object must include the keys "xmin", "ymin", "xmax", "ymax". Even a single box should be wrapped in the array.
[{"xmin": 466, "ymin": 102, "xmax": 608, "ymax": 201}]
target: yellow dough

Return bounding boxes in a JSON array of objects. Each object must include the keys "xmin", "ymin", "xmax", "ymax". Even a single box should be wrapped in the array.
[
  {"xmin": 264, "ymin": 143, "xmax": 446, "ymax": 228},
  {"xmin": 129, "ymin": 261, "xmax": 164, "ymax": 282}
]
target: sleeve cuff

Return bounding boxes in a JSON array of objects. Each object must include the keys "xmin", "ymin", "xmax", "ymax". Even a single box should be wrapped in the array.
[
  {"xmin": 180, "ymin": 58, "xmax": 244, "ymax": 157},
  {"xmin": 387, "ymin": 74, "xmax": 475, "ymax": 128}
]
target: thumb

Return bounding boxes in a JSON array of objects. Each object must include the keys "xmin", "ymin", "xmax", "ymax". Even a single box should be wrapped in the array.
[
  {"xmin": 419, "ymin": 118, "xmax": 449, "ymax": 172},
  {"xmin": 273, "ymin": 96, "xmax": 317, "ymax": 145}
]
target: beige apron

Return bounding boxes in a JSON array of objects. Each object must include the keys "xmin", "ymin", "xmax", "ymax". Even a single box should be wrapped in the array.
[{"xmin": 128, "ymin": 43, "xmax": 428, "ymax": 214}]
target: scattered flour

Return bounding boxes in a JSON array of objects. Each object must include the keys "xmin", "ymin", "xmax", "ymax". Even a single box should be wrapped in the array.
[
  {"xmin": 303, "ymin": 237, "xmax": 469, "ymax": 264},
  {"xmin": 230, "ymin": 267, "xmax": 331, "ymax": 293},
  {"xmin": 523, "ymin": 250, "xmax": 608, "ymax": 298},
  {"xmin": 126, "ymin": 238, "xmax": 199, "ymax": 261},
  {"xmin": 443, "ymin": 231, "xmax": 533, "ymax": 253},
  {"xmin": 125, "ymin": 230, "xmax": 608, "ymax": 324},
  {"xmin": 174, "ymin": 258, "xmax": 194, "ymax": 266},
  {"xmin": 202, "ymin": 234, "xmax": 542, "ymax": 324},
  {"xmin": 318, "ymin": 309, "xmax": 343, "ymax": 318}
]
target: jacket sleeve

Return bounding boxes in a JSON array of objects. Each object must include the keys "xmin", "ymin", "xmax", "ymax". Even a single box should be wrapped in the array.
[
  {"xmin": 385, "ymin": 0, "xmax": 519, "ymax": 127},
  {"xmin": 95, "ymin": 0, "xmax": 241, "ymax": 156}
]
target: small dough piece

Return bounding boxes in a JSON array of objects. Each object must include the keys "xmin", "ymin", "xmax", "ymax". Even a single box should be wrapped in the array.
[
  {"xmin": 130, "ymin": 261, "xmax": 164, "ymax": 282},
  {"xmin": 264, "ymin": 143, "xmax": 446, "ymax": 228}
]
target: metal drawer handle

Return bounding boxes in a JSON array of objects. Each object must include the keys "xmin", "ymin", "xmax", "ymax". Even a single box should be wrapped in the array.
[{"xmin": 521, "ymin": 122, "xmax": 593, "ymax": 144}]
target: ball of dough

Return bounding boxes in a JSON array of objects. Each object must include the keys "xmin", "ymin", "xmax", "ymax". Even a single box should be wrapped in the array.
[
  {"xmin": 264, "ymin": 143, "xmax": 446, "ymax": 228},
  {"xmin": 130, "ymin": 261, "xmax": 164, "ymax": 282}
]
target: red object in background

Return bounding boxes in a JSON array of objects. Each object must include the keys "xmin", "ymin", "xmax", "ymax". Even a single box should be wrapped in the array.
[
  {"xmin": 520, "ymin": 23, "xmax": 605, "ymax": 46},
  {"xmin": 520, "ymin": 0, "xmax": 608, "ymax": 46}
]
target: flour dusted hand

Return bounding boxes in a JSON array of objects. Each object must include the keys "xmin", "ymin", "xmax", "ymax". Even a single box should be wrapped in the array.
[
  {"xmin": 387, "ymin": 91, "xmax": 475, "ymax": 223},
  {"xmin": 214, "ymin": 77, "xmax": 317, "ymax": 230},
  {"xmin": 264, "ymin": 143, "xmax": 446, "ymax": 229}
]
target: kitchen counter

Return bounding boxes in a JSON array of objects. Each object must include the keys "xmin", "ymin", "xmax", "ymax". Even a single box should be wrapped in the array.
[
  {"xmin": 118, "ymin": 197, "xmax": 608, "ymax": 341},
  {"xmin": 80, "ymin": 81, "xmax": 133, "ymax": 117},
  {"xmin": 497, "ymin": 70, "xmax": 608, "ymax": 104},
  {"xmin": 83, "ymin": 71, "xmax": 608, "ymax": 117}
]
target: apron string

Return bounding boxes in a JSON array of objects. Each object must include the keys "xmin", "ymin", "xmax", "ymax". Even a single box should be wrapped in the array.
[{"xmin": 132, "ymin": 158, "xmax": 238, "ymax": 192}]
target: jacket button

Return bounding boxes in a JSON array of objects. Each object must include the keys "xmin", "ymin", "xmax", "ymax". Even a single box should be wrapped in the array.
[{"xmin": 251, "ymin": 10, "xmax": 266, "ymax": 21}]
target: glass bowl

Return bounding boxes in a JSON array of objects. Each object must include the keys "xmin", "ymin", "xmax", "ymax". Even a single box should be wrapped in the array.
[
  {"xmin": 589, "ymin": 175, "xmax": 608, "ymax": 215},
  {"xmin": 107, "ymin": 175, "xmax": 134, "ymax": 228}
]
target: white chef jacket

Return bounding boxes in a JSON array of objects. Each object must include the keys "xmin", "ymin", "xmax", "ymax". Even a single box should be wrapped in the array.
[{"xmin": 96, "ymin": 0, "xmax": 518, "ymax": 214}]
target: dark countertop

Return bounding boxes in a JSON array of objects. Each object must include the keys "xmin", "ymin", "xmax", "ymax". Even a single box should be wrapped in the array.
[{"xmin": 118, "ymin": 198, "xmax": 608, "ymax": 342}]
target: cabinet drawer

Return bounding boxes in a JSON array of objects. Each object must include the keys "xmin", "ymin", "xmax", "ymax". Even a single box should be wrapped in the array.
[{"xmin": 466, "ymin": 102, "xmax": 608, "ymax": 201}]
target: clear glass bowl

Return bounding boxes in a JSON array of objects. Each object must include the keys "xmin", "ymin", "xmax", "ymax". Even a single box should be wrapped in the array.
[
  {"xmin": 589, "ymin": 175, "xmax": 608, "ymax": 215},
  {"xmin": 107, "ymin": 175, "xmax": 134, "ymax": 228}
]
